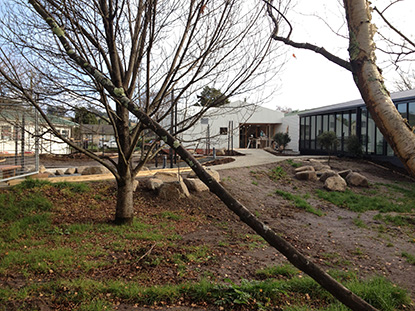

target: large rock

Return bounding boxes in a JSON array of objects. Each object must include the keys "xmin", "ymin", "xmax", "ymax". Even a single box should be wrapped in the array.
[
  {"xmin": 81, "ymin": 166, "xmax": 110, "ymax": 175},
  {"xmin": 295, "ymin": 166, "xmax": 315, "ymax": 173},
  {"xmin": 64, "ymin": 167, "xmax": 76, "ymax": 175},
  {"xmin": 154, "ymin": 171, "xmax": 179, "ymax": 182},
  {"xmin": 76, "ymin": 166, "xmax": 88, "ymax": 174},
  {"xmin": 324, "ymin": 176, "xmax": 347, "ymax": 192},
  {"xmin": 39, "ymin": 165, "xmax": 46, "ymax": 173},
  {"xmin": 158, "ymin": 181, "xmax": 190, "ymax": 200},
  {"xmin": 319, "ymin": 170, "xmax": 338, "ymax": 182},
  {"xmin": 145, "ymin": 178, "xmax": 164, "ymax": 191},
  {"xmin": 133, "ymin": 180, "xmax": 139, "ymax": 192},
  {"xmin": 188, "ymin": 168, "xmax": 220, "ymax": 183},
  {"xmin": 184, "ymin": 178, "xmax": 209, "ymax": 192},
  {"xmin": 346, "ymin": 172, "xmax": 369, "ymax": 187},
  {"xmin": 295, "ymin": 170, "xmax": 317, "ymax": 181},
  {"xmin": 338, "ymin": 169, "xmax": 352, "ymax": 178},
  {"xmin": 55, "ymin": 169, "xmax": 65, "ymax": 176},
  {"xmin": 24, "ymin": 165, "xmax": 36, "ymax": 173}
]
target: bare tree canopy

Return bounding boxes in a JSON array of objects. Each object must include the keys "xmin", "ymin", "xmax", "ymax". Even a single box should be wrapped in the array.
[
  {"xmin": 0, "ymin": 0, "xmax": 282, "ymax": 223},
  {"xmin": 265, "ymin": 0, "xmax": 415, "ymax": 177}
]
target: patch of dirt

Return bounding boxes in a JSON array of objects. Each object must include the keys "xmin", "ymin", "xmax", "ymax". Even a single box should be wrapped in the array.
[
  {"xmin": 203, "ymin": 157, "xmax": 235, "ymax": 166},
  {"xmin": 14, "ymin": 155, "xmax": 415, "ymax": 309}
]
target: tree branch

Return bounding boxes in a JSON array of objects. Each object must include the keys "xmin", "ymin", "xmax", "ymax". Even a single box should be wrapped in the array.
[{"xmin": 26, "ymin": 1, "xmax": 379, "ymax": 309}]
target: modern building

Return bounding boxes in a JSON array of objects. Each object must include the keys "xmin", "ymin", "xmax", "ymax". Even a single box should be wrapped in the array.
[
  {"xmin": 178, "ymin": 100, "xmax": 288, "ymax": 152},
  {"xmin": 297, "ymin": 89, "xmax": 415, "ymax": 166}
]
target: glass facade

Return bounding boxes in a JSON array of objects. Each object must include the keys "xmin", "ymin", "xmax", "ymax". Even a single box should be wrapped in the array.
[{"xmin": 299, "ymin": 96, "xmax": 415, "ymax": 158}]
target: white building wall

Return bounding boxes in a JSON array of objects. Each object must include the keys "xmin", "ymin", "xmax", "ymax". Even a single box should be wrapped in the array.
[
  {"xmin": 277, "ymin": 114, "xmax": 300, "ymax": 152},
  {"xmin": 178, "ymin": 101, "xmax": 284, "ymax": 150}
]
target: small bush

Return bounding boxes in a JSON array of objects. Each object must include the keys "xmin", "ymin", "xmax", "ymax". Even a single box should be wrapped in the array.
[
  {"xmin": 273, "ymin": 132, "xmax": 291, "ymax": 150},
  {"xmin": 346, "ymin": 135, "xmax": 363, "ymax": 157}
]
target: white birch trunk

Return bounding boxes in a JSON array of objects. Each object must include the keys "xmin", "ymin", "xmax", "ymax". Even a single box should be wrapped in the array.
[{"xmin": 344, "ymin": 0, "xmax": 415, "ymax": 177}]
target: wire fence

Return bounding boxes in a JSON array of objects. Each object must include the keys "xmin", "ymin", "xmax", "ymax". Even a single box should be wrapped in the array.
[{"xmin": 0, "ymin": 101, "xmax": 40, "ymax": 183}]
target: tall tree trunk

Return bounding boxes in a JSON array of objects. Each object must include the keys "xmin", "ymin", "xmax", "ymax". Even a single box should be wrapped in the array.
[
  {"xmin": 115, "ymin": 101, "xmax": 134, "ymax": 224},
  {"xmin": 28, "ymin": 3, "xmax": 379, "ymax": 309},
  {"xmin": 115, "ymin": 170, "xmax": 134, "ymax": 225},
  {"xmin": 344, "ymin": 0, "xmax": 415, "ymax": 177}
]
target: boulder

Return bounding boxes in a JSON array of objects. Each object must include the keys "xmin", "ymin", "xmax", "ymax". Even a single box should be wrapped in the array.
[
  {"xmin": 188, "ymin": 168, "xmax": 220, "ymax": 183},
  {"xmin": 154, "ymin": 171, "xmax": 178, "ymax": 182},
  {"xmin": 30, "ymin": 172, "xmax": 54, "ymax": 179},
  {"xmin": 76, "ymin": 166, "xmax": 88, "ymax": 174},
  {"xmin": 24, "ymin": 165, "xmax": 36, "ymax": 173},
  {"xmin": 295, "ymin": 166, "xmax": 315, "ymax": 173},
  {"xmin": 309, "ymin": 161, "xmax": 330, "ymax": 171},
  {"xmin": 346, "ymin": 172, "xmax": 369, "ymax": 187},
  {"xmin": 295, "ymin": 170, "xmax": 317, "ymax": 181},
  {"xmin": 133, "ymin": 180, "xmax": 139, "ymax": 192},
  {"xmin": 216, "ymin": 148, "xmax": 227, "ymax": 156},
  {"xmin": 338, "ymin": 169, "xmax": 352, "ymax": 178},
  {"xmin": 158, "ymin": 180, "xmax": 190, "ymax": 200},
  {"xmin": 184, "ymin": 178, "xmax": 209, "ymax": 192},
  {"xmin": 324, "ymin": 176, "xmax": 347, "ymax": 192},
  {"xmin": 145, "ymin": 178, "xmax": 163, "ymax": 191},
  {"xmin": 39, "ymin": 165, "xmax": 46, "ymax": 173},
  {"xmin": 81, "ymin": 166, "xmax": 110, "ymax": 175},
  {"xmin": 319, "ymin": 170, "xmax": 338, "ymax": 182},
  {"xmin": 55, "ymin": 169, "xmax": 65, "ymax": 176},
  {"xmin": 64, "ymin": 167, "xmax": 76, "ymax": 175}
]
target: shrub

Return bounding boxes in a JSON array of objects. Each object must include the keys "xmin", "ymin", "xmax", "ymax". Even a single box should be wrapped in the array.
[
  {"xmin": 317, "ymin": 131, "xmax": 339, "ymax": 165},
  {"xmin": 273, "ymin": 132, "xmax": 291, "ymax": 150},
  {"xmin": 346, "ymin": 135, "xmax": 363, "ymax": 157}
]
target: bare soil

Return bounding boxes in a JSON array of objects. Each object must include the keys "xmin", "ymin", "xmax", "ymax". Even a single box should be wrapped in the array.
[{"xmin": 32, "ymin": 154, "xmax": 415, "ymax": 309}]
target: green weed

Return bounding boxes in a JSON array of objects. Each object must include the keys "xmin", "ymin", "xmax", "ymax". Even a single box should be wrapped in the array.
[
  {"xmin": 287, "ymin": 159, "xmax": 302, "ymax": 168},
  {"xmin": 275, "ymin": 190, "xmax": 323, "ymax": 216},
  {"xmin": 401, "ymin": 252, "xmax": 415, "ymax": 265},
  {"xmin": 159, "ymin": 211, "xmax": 182, "ymax": 221},
  {"xmin": 315, "ymin": 189, "xmax": 413, "ymax": 213},
  {"xmin": 268, "ymin": 166, "xmax": 286, "ymax": 181}
]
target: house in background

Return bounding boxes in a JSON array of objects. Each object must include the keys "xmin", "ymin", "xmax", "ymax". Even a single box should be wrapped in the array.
[
  {"xmin": 78, "ymin": 124, "xmax": 115, "ymax": 148},
  {"xmin": 177, "ymin": 100, "xmax": 291, "ymax": 152},
  {"xmin": 0, "ymin": 98, "xmax": 78, "ymax": 155}
]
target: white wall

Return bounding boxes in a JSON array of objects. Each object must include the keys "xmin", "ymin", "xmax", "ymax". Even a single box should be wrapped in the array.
[
  {"xmin": 277, "ymin": 114, "xmax": 300, "ymax": 152},
  {"xmin": 178, "ymin": 101, "xmax": 284, "ymax": 150}
]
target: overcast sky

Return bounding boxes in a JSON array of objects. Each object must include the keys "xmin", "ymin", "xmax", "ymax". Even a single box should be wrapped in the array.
[{"xmin": 249, "ymin": 0, "xmax": 415, "ymax": 111}]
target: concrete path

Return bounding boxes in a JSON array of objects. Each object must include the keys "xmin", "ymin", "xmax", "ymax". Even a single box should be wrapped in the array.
[{"xmin": 212, "ymin": 148, "xmax": 297, "ymax": 170}]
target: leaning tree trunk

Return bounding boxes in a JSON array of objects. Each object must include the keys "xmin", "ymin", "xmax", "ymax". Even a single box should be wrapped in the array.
[
  {"xmin": 28, "ymin": 2, "xmax": 379, "ymax": 309},
  {"xmin": 344, "ymin": 0, "xmax": 415, "ymax": 177}
]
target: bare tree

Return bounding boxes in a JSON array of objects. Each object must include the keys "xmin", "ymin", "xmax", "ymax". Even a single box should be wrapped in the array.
[
  {"xmin": 7, "ymin": 1, "xmax": 383, "ymax": 310},
  {"xmin": 0, "ymin": 0, "xmax": 279, "ymax": 224},
  {"xmin": 265, "ymin": 0, "xmax": 415, "ymax": 177}
]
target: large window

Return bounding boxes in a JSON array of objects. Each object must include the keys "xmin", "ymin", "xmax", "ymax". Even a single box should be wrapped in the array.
[
  {"xmin": 300, "ymin": 117, "xmax": 306, "ymax": 149},
  {"xmin": 310, "ymin": 116, "xmax": 316, "ymax": 149},
  {"xmin": 323, "ymin": 115, "xmax": 328, "ymax": 132},
  {"xmin": 376, "ymin": 127, "xmax": 383, "ymax": 155},
  {"xmin": 329, "ymin": 114, "xmax": 335, "ymax": 132},
  {"xmin": 1, "ymin": 125, "xmax": 12, "ymax": 140},
  {"xmin": 409, "ymin": 102, "xmax": 415, "ymax": 127},
  {"xmin": 361, "ymin": 108, "xmax": 367, "ymax": 153},
  {"xmin": 397, "ymin": 103, "xmax": 407, "ymax": 119},
  {"xmin": 305, "ymin": 117, "xmax": 310, "ymax": 149},
  {"xmin": 316, "ymin": 115, "xmax": 322, "ymax": 150},
  {"xmin": 367, "ymin": 112, "xmax": 376, "ymax": 154},
  {"xmin": 350, "ymin": 112, "xmax": 357, "ymax": 136}
]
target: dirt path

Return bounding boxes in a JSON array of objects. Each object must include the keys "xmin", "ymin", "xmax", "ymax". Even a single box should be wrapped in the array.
[{"xmin": 213, "ymin": 158, "xmax": 415, "ymax": 297}]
